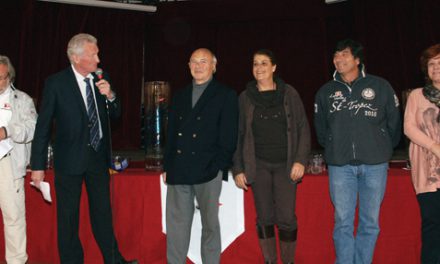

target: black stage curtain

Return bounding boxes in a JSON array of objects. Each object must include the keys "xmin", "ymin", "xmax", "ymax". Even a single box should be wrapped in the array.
[
  {"xmin": 145, "ymin": 0, "xmax": 440, "ymax": 149},
  {"xmin": 1, "ymin": 0, "xmax": 439, "ymax": 150},
  {"xmin": 1, "ymin": 0, "xmax": 146, "ymax": 149}
]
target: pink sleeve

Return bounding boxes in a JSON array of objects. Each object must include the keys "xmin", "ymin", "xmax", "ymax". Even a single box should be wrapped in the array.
[{"xmin": 404, "ymin": 89, "xmax": 436, "ymax": 150}]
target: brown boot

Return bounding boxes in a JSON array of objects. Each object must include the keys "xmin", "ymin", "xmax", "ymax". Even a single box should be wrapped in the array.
[
  {"xmin": 257, "ymin": 225, "xmax": 277, "ymax": 263},
  {"xmin": 279, "ymin": 228, "xmax": 297, "ymax": 264}
]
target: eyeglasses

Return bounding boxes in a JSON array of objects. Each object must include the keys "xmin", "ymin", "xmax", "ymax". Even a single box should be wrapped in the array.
[{"xmin": 0, "ymin": 74, "xmax": 8, "ymax": 81}]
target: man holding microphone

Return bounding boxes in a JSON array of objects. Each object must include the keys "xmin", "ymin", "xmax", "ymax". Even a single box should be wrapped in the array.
[{"xmin": 31, "ymin": 33, "xmax": 136, "ymax": 264}]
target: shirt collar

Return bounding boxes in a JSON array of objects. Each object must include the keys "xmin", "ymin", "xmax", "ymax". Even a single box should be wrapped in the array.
[
  {"xmin": 71, "ymin": 64, "xmax": 93, "ymax": 84},
  {"xmin": 0, "ymin": 85, "xmax": 12, "ymax": 97}
]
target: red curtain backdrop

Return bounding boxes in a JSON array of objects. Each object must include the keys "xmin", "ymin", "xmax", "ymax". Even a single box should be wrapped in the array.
[{"xmin": 0, "ymin": 0, "xmax": 440, "ymax": 149}]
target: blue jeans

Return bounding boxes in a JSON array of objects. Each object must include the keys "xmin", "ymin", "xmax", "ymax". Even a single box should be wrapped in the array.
[{"xmin": 328, "ymin": 163, "xmax": 388, "ymax": 264}]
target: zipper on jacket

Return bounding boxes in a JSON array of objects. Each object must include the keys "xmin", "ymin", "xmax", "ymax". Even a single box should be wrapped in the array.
[
  {"xmin": 352, "ymin": 142, "xmax": 356, "ymax": 160},
  {"xmin": 333, "ymin": 69, "xmax": 365, "ymax": 161},
  {"xmin": 334, "ymin": 78, "xmax": 362, "ymax": 160},
  {"xmin": 339, "ymin": 81, "xmax": 357, "ymax": 159},
  {"xmin": 349, "ymin": 78, "xmax": 361, "ymax": 160}
]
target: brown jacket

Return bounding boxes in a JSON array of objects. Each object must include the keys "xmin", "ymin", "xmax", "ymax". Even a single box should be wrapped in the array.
[{"xmin": 232, "ymin": 80, "xmax": 311, "ymax": 183}]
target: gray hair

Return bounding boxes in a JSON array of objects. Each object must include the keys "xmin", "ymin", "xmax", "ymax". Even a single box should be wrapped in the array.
[
  {"xmin": 0, "ymin": 55, "xmax": 16, "ymax": 83},
  {"xmin": 67, "ymin": 33, "xmax": 97, "ymax": 63},
  {"xmin": 205, "ymin": 48, "xmax": 218, "ymax": 65},
  {"xmin": 212, "ymin": 53, "xmax": 218, "ymax": 65},
  {"xmin": 211, "ymin": 51, "xmax": 217, "ymax": 73}
]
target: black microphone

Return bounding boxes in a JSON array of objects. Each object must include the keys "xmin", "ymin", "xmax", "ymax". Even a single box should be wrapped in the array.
[{"xmin": 95, "ymin": 68, "xmax": 103, "ymax": 80}]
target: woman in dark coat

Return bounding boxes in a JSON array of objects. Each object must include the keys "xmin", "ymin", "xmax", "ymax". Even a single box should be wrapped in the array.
[{"xmin": 232, "ymin": 49, "xmax": 311, "ymax": 264}]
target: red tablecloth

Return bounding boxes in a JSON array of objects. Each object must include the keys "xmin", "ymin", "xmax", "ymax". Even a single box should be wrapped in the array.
[{"xmin": 0, "ymin": 168, "xmax": 421, "ymax": 263}]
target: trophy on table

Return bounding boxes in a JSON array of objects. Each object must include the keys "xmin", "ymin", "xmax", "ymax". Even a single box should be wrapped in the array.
[{"xmin": 144, "ymin": 81, "xmax": 170, "ymax": 171}]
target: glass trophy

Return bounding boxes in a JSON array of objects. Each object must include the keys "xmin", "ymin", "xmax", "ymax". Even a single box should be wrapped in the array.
[{"xmin": 144, "ymin": 81, "xmax": 169, "ymax": 171}]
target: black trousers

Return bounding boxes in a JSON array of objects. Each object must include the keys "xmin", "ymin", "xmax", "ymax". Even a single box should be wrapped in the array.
[
  {"xmin": 54, "ymin": 146, "xmax": 122, "ymax": 264},
  {"xmin": 252, "ymin": 159, "xmax": 297, "ymax": 231},
  {"xmin": 417, "ymin": 189, "xmax": 440, "ymax": 264}
]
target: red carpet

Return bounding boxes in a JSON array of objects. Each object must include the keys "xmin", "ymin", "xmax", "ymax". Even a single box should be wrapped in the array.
[{"xmin": 0, "ymin": 167, "xmax": 420, "ymax": 263}]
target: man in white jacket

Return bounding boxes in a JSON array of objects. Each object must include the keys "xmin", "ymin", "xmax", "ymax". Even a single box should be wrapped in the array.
[{"xmin": 0, "ymin": 55, "xmax": 37, "ymax": 264}]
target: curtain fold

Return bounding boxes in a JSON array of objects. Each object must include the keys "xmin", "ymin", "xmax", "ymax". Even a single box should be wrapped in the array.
[
  {"xmin": 1, "ymin": 0, "xmax": 439, "ymax": 150},
  {"xmin": 9, "ymin": 0, "xmax": 146, "ymax": 149}
]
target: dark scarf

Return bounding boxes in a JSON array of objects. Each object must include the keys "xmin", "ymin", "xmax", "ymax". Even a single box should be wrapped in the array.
[
  {"xmin": 246, "ymin": 77, "xmax": 285, "ymax": 108},
  {"xmin": 422, "ymin": 84, "xmax": 440, "ymax": 122}
]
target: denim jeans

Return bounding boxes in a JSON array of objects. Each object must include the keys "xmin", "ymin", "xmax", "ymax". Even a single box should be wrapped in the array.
[{"xmin": 328, "ymin": 163, "xmax": 388, "ymax": 264}]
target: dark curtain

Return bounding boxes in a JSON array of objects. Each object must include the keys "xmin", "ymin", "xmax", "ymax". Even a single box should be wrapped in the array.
[
  {"xmin": 144, "ymin": 0, "xmax": 330, "ymax": 146},
  {"xmin": 351, "ymin": 0, "xmax": 436, "ymax": 93},
  {"xmin": 1, "ymin": 0, "xmax": 439, "ymax": 150},
  {"xmin": 145, "ymin": 0, "xmax": 440, "ymax": 149},
  {"xmin": 1, "ymin": 0, "xmax": 146, "ymax": 149}
]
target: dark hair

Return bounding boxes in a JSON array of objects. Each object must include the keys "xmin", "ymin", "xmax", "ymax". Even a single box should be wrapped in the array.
[
  {"xmin": 420, "ymin": 44, "xmax": 440, "ymax": 85},
  {"xmin": 335, "ymin": 39, "xmax": 364, "ymax": 64},
  {"xmin": 254, "ymin": 49, "xmax": 277, "ymax": 65}
]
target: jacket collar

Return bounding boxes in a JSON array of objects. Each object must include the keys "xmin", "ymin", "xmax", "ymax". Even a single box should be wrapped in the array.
[
  {"xmin": 178, "ymin": 78, "xmax": 220, "ymax": 128},
  {"xmin": 333, "ymin": 63, "xmax": 366, "ymax": 83},
  {"xmin": 66, "ymin": 66, "xmax": 90, "ymax": 118}
]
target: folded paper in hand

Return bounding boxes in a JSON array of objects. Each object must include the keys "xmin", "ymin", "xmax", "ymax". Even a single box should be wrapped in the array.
[{"xmin": 30, "ymin": 181, "xmax": 52, "ymax": 202}]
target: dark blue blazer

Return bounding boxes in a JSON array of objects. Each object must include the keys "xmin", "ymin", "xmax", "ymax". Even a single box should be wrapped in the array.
[
  {"xmin": 31, "ymin": 67, "xmax": 120, "ymax": 173},
  {"xmin": 164, "ymin": 79, "xmax": 238, "ymax": 185}
]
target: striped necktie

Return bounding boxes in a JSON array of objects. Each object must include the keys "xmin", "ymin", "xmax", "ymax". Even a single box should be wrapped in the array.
[{"xmin": 84, "ymin": 78, "xmax": 100, "ymax": 151}]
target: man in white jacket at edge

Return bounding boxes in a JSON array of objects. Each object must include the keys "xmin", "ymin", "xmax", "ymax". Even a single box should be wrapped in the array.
[{"xmin": 0, "ymin": 55, "xmax": 37, "ymax": 264}]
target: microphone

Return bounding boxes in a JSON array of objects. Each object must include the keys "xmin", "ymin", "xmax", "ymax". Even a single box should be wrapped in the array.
[
  {"xmin": 95, "ymin": 68, "xmax": 111, "ymax": 109},
  {"xmin": 95, "ymin": 67, "xmax": 107, "ymax": 100},
  {"xmin": 95, "ymin": 68, "xmax": 103, "ymax": 80}
]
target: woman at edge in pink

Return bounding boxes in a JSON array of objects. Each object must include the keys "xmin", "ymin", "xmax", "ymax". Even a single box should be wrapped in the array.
[{"xmin": 404, "ymin": 43, "xmax": 440, "ymax": 264}]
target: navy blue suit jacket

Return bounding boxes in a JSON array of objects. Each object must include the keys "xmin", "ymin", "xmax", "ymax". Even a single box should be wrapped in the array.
[
  {"xmin": 31, "ymin": 67, "xmax": 120, "ymax": 173},
  {"xmin": 164, "ymin": 79, "xmax": 238, "ymax": 185}
]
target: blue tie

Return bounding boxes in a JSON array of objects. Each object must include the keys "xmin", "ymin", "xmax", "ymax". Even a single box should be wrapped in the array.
[{"xmin": 84, "ymin": 78, "xmax": 100, "ymax": 151}]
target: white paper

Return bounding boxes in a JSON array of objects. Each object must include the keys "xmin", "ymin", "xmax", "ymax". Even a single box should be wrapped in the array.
[
  {"xmin": 30, "ymin": 181, "xmax": 52, "ymax": 203},
  {"xmin": 0, "ymin": 138, "xmax": 13, "ymax": 158}
]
